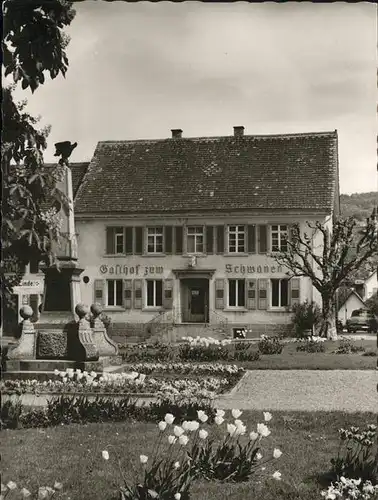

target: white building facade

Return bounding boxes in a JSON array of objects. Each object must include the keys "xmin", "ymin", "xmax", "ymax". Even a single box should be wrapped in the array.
[{"xmin": 73, "ymin": 127, "xmax": 340, "ymax": 340}]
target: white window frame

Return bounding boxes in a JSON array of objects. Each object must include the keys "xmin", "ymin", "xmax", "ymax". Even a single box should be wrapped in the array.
[
  {"xmin": 186, "ymin": 226, "xmax": 204, "ymax": 254},
  {"xmin": 270, "ymin": 278, "xmax": 289, "ymax": 308},
  {"xmin": 114, "ymin": 228, "xmax": 125, "ymax": 255},
  {"xmin": 146, "ymin": 279, "xmax": 163, "ymax": 308},
  {"xmin": 228, "ymin": 278, "xmax": 246, "ymax": 308},
  {"xmin": 106, "ymin": 279, "xmax": 123, "ymax": 307},
  {"xmin": 227, "ymin": 225, "xmax": 246, "ymax": 253},
  {"xmin": 147, "ymin": 227, "xmax": 164, "ymax": 254},
  {"xmin": 270, "ymin": 224, "xmax": 288, "ymax": 252}
]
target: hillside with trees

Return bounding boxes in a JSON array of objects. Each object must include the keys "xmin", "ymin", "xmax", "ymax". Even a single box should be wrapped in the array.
[{"xmin": 340, "ymin": 192, "xmax": 377, "ymax": 220}]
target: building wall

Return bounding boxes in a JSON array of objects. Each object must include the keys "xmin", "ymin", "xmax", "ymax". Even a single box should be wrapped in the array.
[
  {"xmin": 364, "ymin": 272, "xmax": 378, "ymax": 300},
  {"xmin": 76, "ymin": 213, "xmax": 328, "ymax": 334},
  {"xmin": 338, "ymin": 294, "xmax": 365, "ymax": 324}
]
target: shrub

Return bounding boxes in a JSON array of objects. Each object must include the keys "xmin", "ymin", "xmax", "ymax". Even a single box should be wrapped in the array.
[
  {"xmin": 147, "ymin": 397, "xmax": 216, "ymax": 425},
  {"xmin": 290, "ymin": 300, "xmax": 322, "ymax": 338},
  {"xmin": 330, "ymin": 424, "xmax": 378, "ymax": 484},
  {"xmin": 334, "ymin": 338, "xmax": 366, "ymax": 355},
  {"xmin": 362, "ymin": 351, "xmax": 377, "ymax": 357},
  {"xmin": 296, "ymin": 337, "xmax": 326, "ymax": 353},
  {"xmin": 233, "ymin": 343, "xmax": 260, "ymax": 362},
  {"xmin": 258, "ymin": 336, "xmax": 284, "ymax": 355},
  {"xmin": 1, "ymin": 398, "xmax": 23, "ymax": 429},
  {"xmin": 122, "ymin": 343, "xmax": 176, "ymax": 363}
]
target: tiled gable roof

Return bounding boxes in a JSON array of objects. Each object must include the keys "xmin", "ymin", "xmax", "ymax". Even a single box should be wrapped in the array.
[
  {"xmin": 74, "ymin": 130, "xmax": 338, "ymax": 215},
  {"xmin": 70, "ymin": 162, "xmax": 90, "ymax": 199}
]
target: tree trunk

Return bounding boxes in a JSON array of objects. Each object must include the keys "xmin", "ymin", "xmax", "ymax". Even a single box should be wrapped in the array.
[{"xmin": 319, "ymin": 294, "xmax": 337, "ymax": 340}]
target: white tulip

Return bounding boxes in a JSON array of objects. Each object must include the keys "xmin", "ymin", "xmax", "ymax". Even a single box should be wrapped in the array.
[
  {"xmin": 158, "ymin": 421, "xmax": 167, "ymax": 431},
  {"xmin": 174, "ymin": 426, "xmax": 185, "ymax": 437},
  {"xmin": 102, "ymin": 450, "xmax": 109, "ymax": 460},
  {"xmin": 164, "ymin": 413, "xmax": 175, "ymax": 425},
  {"xmin": 199, "ymin": 429, "xmax": 208, "ymax": 440},
  {"xmin": 214, "ymin": 416, "xmax": 224, "ymax": 426},
  {"xmin": 249, "ymin": 431, "xmax": 259, "ymax": 441},
  {"xmin": 272, "ymin": 471, "xmax": 282, "ymax": 481},
  {"xmin": 231, "ymin": 409, "xmax": 242, "ymax": 419},
  {"xmin": 227, "ymin": 423, "xmax": 237, "ymax": 437},
  {"xmin": 139, "ymin": 455, "xmax": 148, "ymax": 464},
  {"xmin": 7, "ymin": 482, "xmax": 17, "ymax": 491},
  {"xmin": 174, "ymin": 494, "xmax": 181, "ymax": 500},
  {"xmin": 215, "ymin": 409, "xmax": 225, "ymax": 418},
  {"xmin": 197, "ymin": 410, "xmax": 208, "ymax": 423},
  {"xmin": 257, "ymin": 423, "xmax": 271, "ymax": 437},
  {"xmin": 168, "ymin": 435, "xmax": 177, "ymax": 445},
  {"xmin": 273, "ymin": 448, "xmax": 282, "ymax": 459},
  {"xmin": 263, "ymin": 412, "xmax": 273, "ymax": 422},
  {"xmin": 256, "ymin": 452, "xmax": 263, "ymax": 460},
  {"xmin": 21, "ymin": 488, "xmax": 32, "ymax": 498},
  {"xmin": 178, "ymin": 435, "xmax": 189, "ymax": 446},
  {"xmin": 174, "ymin": 461, "xmax": 180, "ymax": 469}
]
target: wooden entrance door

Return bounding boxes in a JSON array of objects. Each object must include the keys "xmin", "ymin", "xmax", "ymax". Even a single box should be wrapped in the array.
[{"xmin": 182, "ymin": 279, "xmax": 209, "ymax": 323}]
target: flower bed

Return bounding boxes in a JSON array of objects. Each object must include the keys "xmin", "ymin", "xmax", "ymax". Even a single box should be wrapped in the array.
[{"xmin": 1, "ymin": 368, "xmax": 237, "ymax": 400}]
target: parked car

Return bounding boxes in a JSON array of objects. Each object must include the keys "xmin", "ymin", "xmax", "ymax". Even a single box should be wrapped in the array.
[{"xmin": 346, "ymin": 309, "xmax": 378, "ymax": 333}]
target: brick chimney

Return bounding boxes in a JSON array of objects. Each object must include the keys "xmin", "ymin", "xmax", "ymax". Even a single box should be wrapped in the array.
[
  {"xmin": 233, "ymin": 126, "xmax": 245, "ymax": 137},
  {"xmin": 171, "ymin": 129, "xmax": 183, "ymax": 139}
]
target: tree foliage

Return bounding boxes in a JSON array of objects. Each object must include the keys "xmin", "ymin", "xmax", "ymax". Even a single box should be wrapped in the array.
[
  {"xmin": 2, "ymin": 1, "xmax": 76, "ymax": 311},
  {"xmin": 272, "ymin": 217, "xmax": 378, "ymax": 337}
]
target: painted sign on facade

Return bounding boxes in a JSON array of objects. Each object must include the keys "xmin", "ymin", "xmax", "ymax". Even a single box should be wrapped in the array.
[
  {"xmin": 99, "ymin": 264, "xmax": 164, "ymax": 276},
  {"xmin": 225, "ymin": 264, "xmax": 284, "ymax": 274}
]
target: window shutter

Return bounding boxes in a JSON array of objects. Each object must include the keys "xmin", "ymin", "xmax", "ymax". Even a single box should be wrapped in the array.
[
  {"xmin": 106, "ymin": 227, "xmax": 115, "ymax": 254},
  {"xmin": 258, "ymin": 225, "xmax": 268, "ymax": 254},
  {"xmin": 164, "ymin": 226, "xmax": 173, "ymax": 254},
  {"xmin": 125, "ymin": 227, "xmax": 133, "ymax": 255},
  {"xmin": 216, "ymin": 225, "xmax": 225, "ymax": 254},
  {"xmin": 163, "ymin": 279, "xmax": 174, "ymax": 309},
  {"xmin": 123, "ymin": 279, "xmax": 132, "ymax": 309},
  {"xmin": 247, "ymin": 225, "xmax": 256, "ymax": 253},
  {"xmin": 94, "ymin": 279, "xmax": 105, "ymax": 307},
  {"xmin": 290, "ymin": 278, "xmax": 300, "ymax": 307},
  {"xmin": 133, "ymin": 279, "xmax": 143, "ymax": 309},
  {"xmin": 175, "ymin": 226, "xmax": 183, "ymax": 254},
  {"xmin": 206, "ymin": 226, "xmax": 214, "ymax": 254},
  {"xmin": 215, "ymin": 279, "xmax": 225, "ymax": 309},
  {"xmin": 246, "ymin": 279, "xmax": 257, "ymax": 309},
  {"xmin": 257, "ymin": 278, "xmax": 268, "ymax": 310},
  {"xmin": 135, "ymin": 227, "xmax": 143, "ymax": 255}
]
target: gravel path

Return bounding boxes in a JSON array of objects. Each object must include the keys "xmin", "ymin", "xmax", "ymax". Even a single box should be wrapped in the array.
[{"xmin": 215, "ymin": 370, "xmax": 377, "ymax": 413}]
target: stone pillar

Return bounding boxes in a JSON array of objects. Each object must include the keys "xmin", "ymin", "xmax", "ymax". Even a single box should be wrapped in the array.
[
  {"xmin": 90, "ymin": 303, "xmax": 118, "ymax": 357},
  {"xmin": 7, "ymin": 306, "xmax": 36, "ymax": 360}
]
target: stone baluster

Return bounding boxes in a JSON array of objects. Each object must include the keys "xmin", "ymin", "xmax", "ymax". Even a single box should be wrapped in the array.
[
  {"xmin": 90, "ymin": 303, "xmax": 118, "ymax": 357},
  {"xmin": 7, "ymin": 306, "xmax": 37, "ymax": 360}
]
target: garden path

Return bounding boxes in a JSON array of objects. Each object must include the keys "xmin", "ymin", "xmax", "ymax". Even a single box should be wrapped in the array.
[{"xmin": 215, "ymin": 370, "xmax": 377, "ymax": 413}]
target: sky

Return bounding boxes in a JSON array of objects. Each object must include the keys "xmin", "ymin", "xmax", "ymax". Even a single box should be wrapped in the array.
[{"xmin": 12, "ymin": 1, "xmax": 378, "ymax": 195}]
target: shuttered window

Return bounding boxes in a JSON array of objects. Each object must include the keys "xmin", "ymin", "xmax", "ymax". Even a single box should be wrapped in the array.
[
  {"xmin": 289, "ymin": 278, "xmax": 300, "ymax": 307},
  {"xmin": 164, "ymin": 226, "xmax": 173, "ymax": 254},
  {"xmin": 163, "ymin": 279, "xmax": 174, "ymax": 309},
  {"xmin": 107, "ymin": 279, "xmax": 123, "ymax": 307},
  {"xmin": 228, "ymin": 279, "xmax": 245, "ymax": 307},
  {"xmin": 271, "ymin": 279, "xmax": 289, "ymax": 307},
  {"xmin": 215, "ymin": 279, "xmax": 225, "ymax": 309},
  {"xmin": 175, "ymin": 226, "xmax": 183, "ymax": 254},
  {"xmin": 125, "ymin": 227, "xmax": 133, "ymax": 255},
  {"xmin": 106, "ymin": 227, "xmax": 124, "ymax": 255},
  {"xmin": 94, "ymin": 279, "xmax": 105, "ymax": 306},
  {"xmin": 135, "ymin": 227, "xmax": 143, "ymax": 255},
  {"xmin": 146, "ymin": 280, "xmax": 163, "ymax": 307},
  {"xmin": 257, "ymin": 279, "xmax": 268, "ymax": 310},
  {"xmin": 123, "ymin": 279, "xmax": 132, "ymax": 309},
  {"xmin": 247, "ymin": 225, "xmax": 256, "ymax": 253},
  {"xmin": 246, "ymin": 279, "xmax": 257, "ymax": 309},
  {"xmin": 216, "ymin": 225, "xmax": 225, "ymax": 254},
  {"xmin": 206, "ymin": 226, "xmax": 214, "ymax": 254},
  {"xmin": 258, "ymin": 225, "xmax": 268, "ymax": 254}
]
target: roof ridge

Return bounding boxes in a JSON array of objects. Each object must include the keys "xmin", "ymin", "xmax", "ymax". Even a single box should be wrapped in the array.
[{"xmin": 98, "ymin": 130, "xmax": 338, "ymax": 145}]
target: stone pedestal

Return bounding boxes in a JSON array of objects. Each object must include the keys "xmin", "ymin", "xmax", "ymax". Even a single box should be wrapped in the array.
[
  {"xmin": 90, "ymin": 303, "xmax": 119, "ymax": 357},
  {"xmin": 7, "ymin": 306, "xmax": 37, "ymax": 360}
]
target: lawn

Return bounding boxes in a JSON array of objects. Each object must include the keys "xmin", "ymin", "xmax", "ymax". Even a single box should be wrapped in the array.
[{"xmin": 2, "ymin": 411, "xmax": 375, "ymax": 500}]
